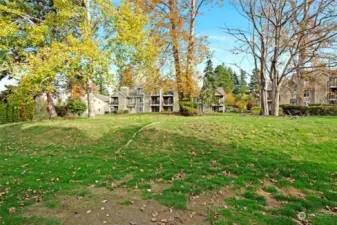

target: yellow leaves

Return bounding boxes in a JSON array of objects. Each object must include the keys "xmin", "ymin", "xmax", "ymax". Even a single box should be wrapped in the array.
[
  {"xmin": 115, "ymin": 1, "xmax": 149, "ymax": 46},
  {"xmin": 0, "ymin": 20, "xmax": 18, "ymax": 39},
  {"xmin": 0, "ymin": 4, "xmax": 23, "ymax": 16}
]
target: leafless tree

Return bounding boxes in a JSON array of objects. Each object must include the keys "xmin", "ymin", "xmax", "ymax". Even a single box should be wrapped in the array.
[{"xmin": 225, "ymin": 0, "xmax": 337, "ymax": 116}]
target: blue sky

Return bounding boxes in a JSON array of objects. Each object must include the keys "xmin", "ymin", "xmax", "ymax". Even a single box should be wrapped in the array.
[
  {"xmin": 196, "ymin": 1, "xmax": 253, "ymax": 73},
  {"xmin": 0, "ymin": 1, "xmax": 251, "ymax": 91}
]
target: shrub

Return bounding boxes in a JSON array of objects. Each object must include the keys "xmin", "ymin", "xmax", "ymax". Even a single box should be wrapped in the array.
[
  {"xmin": 55, "ymin": 105, "xmax": 67, "ymax": 117},
  {"xmin": 251, "ymin": 107, "xmax": 261, "ymax": 115},
  {"xmin": 236, "ymin": 100, "xmax": 247, "ymax": 112},
  {"xmin": 0, "ymin": 102, "xmax": 34, "ymax": 124},
  {"xmin": 246, "ymin": 101, "xmax": 255, "ymax": 111},
  {"xmin": 124, "ymin": 109, "xmax": 129, "ymax": 114},
  {"xmin": 181, "ymin": 106, "xmax": 198, "ymax": 116},
  {"xmin": 67, "ymin": 99, "xmax": 87, "ymax": 116},
  {"xmin": 281, "ymin": 104, "xmax": 337, "ymax": 116},
  {"xmin": 179, "ymin": 101, "xmax": 198, "ymax": 109},
  {"xmin": 225, "ymin": 93, "xmax": 235, "ymax": 106}
]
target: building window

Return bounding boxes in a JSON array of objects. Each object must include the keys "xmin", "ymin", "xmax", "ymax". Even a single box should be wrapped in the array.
[
  {"xmin": 304, "ymin": 90, "xmax": 310, "ymax": 98},
  {"xmin": 304, "ymin": 102, "xmax": 310, "ymax": 106},
  {"xmin": 139, "ymin": 97, "xmax": 143, "ymax": 103}
]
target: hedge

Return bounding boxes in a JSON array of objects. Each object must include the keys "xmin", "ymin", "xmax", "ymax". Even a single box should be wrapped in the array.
[
  {"xmin": 281, "ymin": 104, "xmax": 337, "ymax": 116},
  {"xmin": 0, "ymin": 102, "xmax": 34, "ymax": 124}
]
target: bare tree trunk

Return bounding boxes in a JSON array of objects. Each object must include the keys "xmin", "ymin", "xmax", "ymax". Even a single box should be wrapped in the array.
[
  {"xmin": 47, "ymin": 92, "xmax": 58, "ymax": 119},
  {"xmin": 168, "ymin": 0, "xmax": 183, "ymax": 101},
  {"xmin": 296, "ymin": 74, "xmax": 304, "ymax": 105},
  {"xmin": 84, "ymin": 0, "xmax": 95, "ymax": 118},
  {"xmin": 261, "ymin": 86, "xmax": 269, "ymax": 116},
  {"xmin": 185, "ymin": 0, "xmax": 195, "ymax": 100},
  {"xmin": 87, "ymin": 78, "xmax": 95, "ymax": 118}
]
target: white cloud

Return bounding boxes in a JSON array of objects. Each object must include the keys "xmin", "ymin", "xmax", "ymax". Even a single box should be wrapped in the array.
[{"xmin": 207, "ymin": 35, "xmax": 230, "ymax": 42}]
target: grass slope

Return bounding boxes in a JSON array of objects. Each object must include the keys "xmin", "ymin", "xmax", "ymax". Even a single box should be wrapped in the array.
[{"xmin": 0, "ymin": 114, "xmax": 337, "ymax": 224}]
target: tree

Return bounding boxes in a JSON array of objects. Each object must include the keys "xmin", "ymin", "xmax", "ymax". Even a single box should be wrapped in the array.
[
  {"xmin": 0, "ymin": 0, "xmax": 59, "ymax": 118},
  {"xmin": 213, "ymin": 64, "xmax": 235, "ymax": 93},
  {"xmin": 67, "ymin": 99, "xmax": 87, "ymax": 117},
  {"xmin": 200, "ymin": 59, "xmax": 216, "ymax": 106},
  {"xmin": 232, "ymin": 71, "xmax": 240, "ymax": 95},
  {"xmin": 239, "ymin": 69, "xmax": 248, "ymax": 94},
  {"xmin": 129, "ymin": 0, "xmax": 218, "ymax": 103},
  {"xmin": 226, "ymin": 0, "xmax": 337, "ymax": 116},
  {"xmin": 248, "ymin": 69, "xmax": 260, "ymax": 93}
]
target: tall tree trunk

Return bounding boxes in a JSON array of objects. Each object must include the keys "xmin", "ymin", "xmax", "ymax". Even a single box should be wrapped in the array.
[
  {"xmin": 47, "ymin": 92, "xmax": 58, "ymax": 119},
  {"xmin": 296, "ymin": 73, "xmax": 304, "ymax": 106},
  {"xmin": 185, "ymin": 0, "xmax": 195, "ymax": 100},
  {"xmin": 168, "ymin": 0, "xmax": 183, "ymax": 101},
  {"xmin": 260, "ymin": 86, "xmax": 269, "ymax": 116},
  {"xmin": 87, "ymin": 78, "xmax": 95, "ymax": 118},
  {"xmin": 84, "ymin": 0, "xmax": 95, "ymax": 118},
  {"xmin": 296, "ymin": 47, "xmax": 306, "ymax": 106}
]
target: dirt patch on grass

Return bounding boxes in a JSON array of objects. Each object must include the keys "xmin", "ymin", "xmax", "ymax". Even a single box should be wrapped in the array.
[
  {"xmin": 188, "ymin": 186, "xmax": 236, "ymax": 211},
  {"xmin": 151, "ymin": 182, "xmax": 172, "ymax": 193},
  {"xmin": 23, "ymin": 186, "xmax": 207, "ymax": 225},
  {"xmin": 280, "ymin": 187, "xmax": 306, "ymax": 199},
  {"xmin": 255, "ymin": 188, "xmax": 282, "ymax": 209}
]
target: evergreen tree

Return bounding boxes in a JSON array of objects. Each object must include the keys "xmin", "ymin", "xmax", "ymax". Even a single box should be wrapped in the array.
[
  {"xmin": 200, "ymin": 59, "xmax": 216, "ymax": 105},
  {"xmin": 248, "ymin": 69, "xmax": 260, "ymax": 93},
  {"xmin": 202, "ymin": 59, "xmax": 214, "ymax": 86},
  {"xmin": 239, "ymin": 69, "xmax": 248, "ymax": 94},
  {"xmin": 213, "ymin": 64, "xmax": 235, "ymax": 93},
  {"xmin": 232, "ymin": 71, "xmax": 240, "ymax": 95}
]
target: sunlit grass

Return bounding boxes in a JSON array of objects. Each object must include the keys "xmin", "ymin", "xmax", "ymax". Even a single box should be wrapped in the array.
[{"xmin": 1, "ymin": 113, "xmax": 336, "ymax": 224}]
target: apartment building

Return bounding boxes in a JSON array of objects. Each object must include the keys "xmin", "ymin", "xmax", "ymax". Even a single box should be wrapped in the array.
[
  {"xmin": 110, "ymin": 85, "xmax": 226, "ymax": 113},
  {"xmin": 268, "ymin": 71, "xmax": 337, "ymax": 106},
  {"xmin": 194, "ymin": 87, "xmax": 226, "ymax": 113},
  {"xmin": 110, "ymin": 85, "xmax": 180, "ymax": 113}
]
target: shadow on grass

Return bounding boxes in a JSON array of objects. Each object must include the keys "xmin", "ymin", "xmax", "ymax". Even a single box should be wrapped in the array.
[{"xmin": 0, "ymin": 121, "xmax": 336, "ymax": 224}]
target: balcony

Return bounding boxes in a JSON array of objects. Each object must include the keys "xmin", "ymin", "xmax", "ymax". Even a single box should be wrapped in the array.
[
  {"xmin": 151, "ymin": 100, "xmax": 160, "ymax": 105},
  {"xmin": 151, "ymin": 96, "xmax": 160, "ymax": 105},
  {"xmin": 111, "ymin": 98, "xmax": 119, "ymax": 105},
  {"xmin": 163, "ymin": 91, "xmax": 174, "ymax": 96},
  {"xmin": 163, "ymin": 100, "xmax": 173, "ymax": 106},
  {"xmin": 328, "ymin": 78, "xmax": 337, "ymax": 88},
  {"xmin": 328, "ymin": 92, "xmax": 337, "ymax": 101},
  {"xmin": 127, "ymin": 101, "xmax": 136, "ymax": 106},
  {"xmin": 150, "ymin": 90, "xmax": 160, "ymax": 96}
]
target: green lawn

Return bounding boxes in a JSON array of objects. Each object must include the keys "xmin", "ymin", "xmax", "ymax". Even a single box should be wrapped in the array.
[{"xmin": 1, "ymin": 113, "xmax": 337, "ymax": 225}]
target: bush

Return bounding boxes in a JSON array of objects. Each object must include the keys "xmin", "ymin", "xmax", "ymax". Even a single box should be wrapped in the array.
[
  {"xmin": 67, "ymin": 99, "xmax": 87, "ymax": 116},
  {"xmin": 181, "ymin": 106, "xmax": 198, "ymax": 116},
  {"xmin": 55, "ymin": 105, "xmax": 67, "ymax": 117},
  {"xmin": 308, "ymin": 103, "xmax": 335, "ymax": 107},
  {"xmin": 281, "ymin": 104, "xmax": 337, "ymax": 116},
  {"xmin": 246, "ymin": 101, "xmax": 255, "ymax": 111},
  {"xmin": 21, "ymin": 103, "xmax": 34, "ymax": 121},
  {"xmin": 179, "ymin": 101, "xmax": 198, "ymax": 109},
  {"xmin": 235, "ymin": 100, "xmax": 247, "ymax": 112},
  {"xmin": 251, "ymin": 106, "xmax": 261, "ymax": 115},
  {"xmin": 0, "ymin": 102, "xmax": 34, "ymax": 124},
  {"xmin": 117, "ymin": 109, "xmax": 129, "ymax": 114}
]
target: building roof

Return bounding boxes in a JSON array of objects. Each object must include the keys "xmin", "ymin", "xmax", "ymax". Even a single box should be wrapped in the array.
[
  {"xmin": 94, "ymin": 93, "xmax": 110, "ymax": 102},
  {"xmin": 215, "ymin": 87, "xmax": 225, "ymax": 96}
]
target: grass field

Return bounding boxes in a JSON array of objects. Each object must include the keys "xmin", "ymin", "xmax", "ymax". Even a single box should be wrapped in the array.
[{"xmin": 0, "ymin": 113, "xmax": 337, "ymax": 225}]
